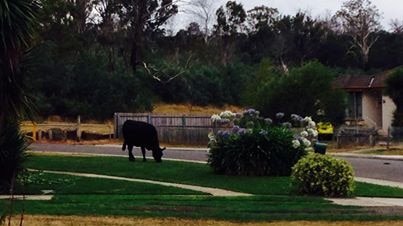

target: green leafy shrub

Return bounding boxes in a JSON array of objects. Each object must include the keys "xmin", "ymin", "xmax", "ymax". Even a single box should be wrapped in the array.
[
  {"xmin": 0, "ymin": 121, "xmax": 28, "ymax": 194},
  {"xmin": 385, "ymin": 67, "xmax": 403, "ymax": 126},
  {"xmin": 208, "ymin": 110, "xmax": 313, "ymax": 176},
  {"xmin": 291, "ymin": 153, "xmax": 355, "ymax": 197}
]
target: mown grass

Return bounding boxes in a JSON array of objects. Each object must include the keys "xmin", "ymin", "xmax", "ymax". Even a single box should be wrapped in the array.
[
  {"xmin": 24, "ymin": 154, "xmax": 403, "ymax": 197},
  {"xmin": 3, "ymin": 153, "xmax": 403, "ymax": 221},
  {"xmin": 16, "ymin": 172, "xmax": 202, "ymax": 195},
  {"xmin": 8, "ymin": 195, "xmax": 372, "ymax": 221},
  {"xmin": 360, "ymin": 147, "xmax": 403, "ymax": 156}
]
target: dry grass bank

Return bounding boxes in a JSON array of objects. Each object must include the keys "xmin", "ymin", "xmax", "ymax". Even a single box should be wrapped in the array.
[
  {"xmin": 152, "ymin": 103, "xmax": 242, "ymax": 115},
  {"xmin": 6, "ymin": 216, "xmax": 403, "ymax": 226}
]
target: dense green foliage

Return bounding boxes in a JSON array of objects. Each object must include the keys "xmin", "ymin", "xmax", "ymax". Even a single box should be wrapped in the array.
[
  {"xmin": 385, "ymin": 67, "xmax": 403, "ymax": 126},
  {"xmin": 291, "ymin": 153, "xmax": 355, "ymax": 197},
  {"xmin": 253, "ymin": 61, "xmax": 346, "ymax": 124},
  {"xmin": 26, "ymin": 44, "xmax": 153, "ymax": 120}
]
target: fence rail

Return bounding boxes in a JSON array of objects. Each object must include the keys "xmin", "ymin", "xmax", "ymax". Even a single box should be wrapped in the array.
[
  {"xmin": 21, "ymin": 119, "xmax": 113, "ymax": 141},
  {"xmin": 114, "ymin": 113, "xmax": 216, "ymax": 145}
]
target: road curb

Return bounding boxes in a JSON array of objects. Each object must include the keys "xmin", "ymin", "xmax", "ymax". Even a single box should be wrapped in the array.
[{"xmin": 332, "ymin": 153, "xmax": 403, "ymax": 161}]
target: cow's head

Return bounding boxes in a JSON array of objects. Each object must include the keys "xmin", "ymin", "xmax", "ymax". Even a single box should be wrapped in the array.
[{"xmin": 152, "ymin": 147, "xmax": 165, "ymax": 163}]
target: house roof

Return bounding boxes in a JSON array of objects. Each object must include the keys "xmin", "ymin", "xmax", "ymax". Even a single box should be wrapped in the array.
[{"xmin": 333, "ymin": 70, "xmax": 393, "ymax": 90}]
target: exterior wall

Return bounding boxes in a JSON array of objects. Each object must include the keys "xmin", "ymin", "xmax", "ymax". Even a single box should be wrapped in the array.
[
  {"xmin": 382, "ymin": 96, "xmax": 397, "ymax": 135},
  {"xmin": 362, "ymin": 90, "xmax": 382, "ymax": 129}
]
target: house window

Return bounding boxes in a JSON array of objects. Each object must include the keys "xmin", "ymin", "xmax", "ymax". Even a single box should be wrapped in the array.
[{"xmin": 346, "ymin": 92, "xmax": 362, "ymax": 119}]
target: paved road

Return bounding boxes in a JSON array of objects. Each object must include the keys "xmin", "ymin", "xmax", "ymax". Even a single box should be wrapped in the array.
[
  {"xmin": 30, "ymin": 143, "xmax": 403, "ymax": 183},
  {"xmin": 30, "ymin": 143, "xmax": 209, "ymax": 162},
  {"xmin": 338, "ymin": 156, "xmax": 403, "ymax": 183}
]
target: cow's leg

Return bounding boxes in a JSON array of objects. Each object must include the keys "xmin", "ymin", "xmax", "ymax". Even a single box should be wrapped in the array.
[
  {"xmin": 128, "ymin": 145, "xmax": 135, "ymax": 162},
  {"xmin": 141, "ymin": 146, "xmax": 147, "ymax": 162},
  {"xmin": 122, "ymin": 141, "xmax": 127, "ymax": 151}
]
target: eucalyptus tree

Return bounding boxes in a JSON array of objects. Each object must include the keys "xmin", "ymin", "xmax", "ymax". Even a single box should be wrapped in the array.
[
  {"xmin": 183, "ymin": 0, "xmax": 217, "ymax": 43},
  {"xmin": 246, "ymin": 5, "xmax": 278, "ymax": 34},
  {"xmin": 213, "ymin": 1, "xmax": 246, "ymax": 65},
  {"xmin": 117, "ymin": 0, "xmax": 178, "ymax": 71},
  {"xmin": 334, "ymin": 0, "xmax": 382, "ymax": 69}
]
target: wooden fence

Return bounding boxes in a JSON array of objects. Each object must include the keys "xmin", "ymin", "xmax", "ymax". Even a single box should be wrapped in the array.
[
  {"xmin": 114, "ymin": 113, "xmax": 217, "ymax": 145},
  {"xmin": 22, "ymin": 120, "xmax": 113, "ymax": 141}
]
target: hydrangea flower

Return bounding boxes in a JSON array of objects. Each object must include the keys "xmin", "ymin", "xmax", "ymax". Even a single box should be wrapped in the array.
[
  {"xmin": 308, "ymin": 121, "xmax": 316, "ymax": 128},
  {"xmin": 300, "ymin": 131, "xmax": 309, "ymax": 137},
  {"xmin": 282, "ymin": 122, "xmax": 292, "ymax": 128},
  {"xmin": 264, "ymin": 118, "xmax": 273, "ymax": 125},
  {"xmin": 220, "ymin": 110, "xmax": 236, "ymax": 119},
  {"xmin": 276, "ymin": 112, "xmax": 285, "ymax": 119},
  {"xmin": 291, "ymin": 114, "xmax": 303, "ymax": 122},
  {"xmin": 243, "ymin": 108, "xmax": 260, "ymax": 117},
  {"xmin": 211, "ymin": 114, "xmax": 221, "ymax": 123},
  {"xmin": 301, "ymin": 138, "xmax": 311, "ymax": 147},
  {"xmin": 292, "ymin": 139, "xmax": 301, "ymax": 149}
]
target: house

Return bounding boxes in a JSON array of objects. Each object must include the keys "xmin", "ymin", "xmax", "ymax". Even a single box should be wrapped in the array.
[{"xmin": 333, "ymin": 71, "xmax": 397, "ymax": 135}]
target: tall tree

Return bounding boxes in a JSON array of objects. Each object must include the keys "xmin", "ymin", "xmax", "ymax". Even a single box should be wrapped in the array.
[
  {"xmin": 118, "ymin": 0, "xmax": 178, "ymax": 71},
  {"xmin": 270, "ymin": 12, "xmax": 326, "ymax": 68},
  {"xmin": 214, "ymin": 1, "xmax": 246, "ymax": 65},
  {"xmin": 183, "ymin": 0, "xmax": 216, "ymax": 43},
  {"xmin": 246, "ymin": 5, "xmax": 278, "ymax": 34},
  {"xmin": 334, "ymin": 0, "xmax": 381, "ymax": 69}
]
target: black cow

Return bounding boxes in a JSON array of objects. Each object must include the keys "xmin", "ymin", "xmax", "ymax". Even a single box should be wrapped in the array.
[{"xmin": 122, "ymin": 120, "xmax": 165, "ymax": 162}]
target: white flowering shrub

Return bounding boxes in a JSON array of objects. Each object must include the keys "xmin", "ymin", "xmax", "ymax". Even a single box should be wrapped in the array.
[
  {"xmin": 291, "ymin": 153, "xmax": 355, "ymax": 197},
  {"xmin": 208, "ymin": 109, "xmax": 312, "ymax": 176}
]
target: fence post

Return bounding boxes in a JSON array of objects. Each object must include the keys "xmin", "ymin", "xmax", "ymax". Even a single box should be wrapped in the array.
[
  {"xmin": 108, "ymin": 122, "xmax": 112, "ymax": 140},
  {"xmin": 387, "ymin": 127, "xmax": 391, "ymax": 150},
  {"xmin": 32, "ymin": 123, "xmax": 37, "ymax": 142},
  {"xmin": 76, "ymin": 115, "xmax": 81, "ymax": 141},
  {"xmin": 182, "ymin": 115, "xmax": 186, "ymax": 128},
  {"xmin": 114, "ymin": 113, "xmax": 119, "ymax": 138},
  {"xmin": 147, "ymin": 114, "xmax": 152, "ymax": 124}
]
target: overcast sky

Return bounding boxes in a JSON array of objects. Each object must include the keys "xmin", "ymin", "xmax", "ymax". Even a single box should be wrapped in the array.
[{"xmin": 171, "ymin": 0, "xmax": 402, "ymax": 32}]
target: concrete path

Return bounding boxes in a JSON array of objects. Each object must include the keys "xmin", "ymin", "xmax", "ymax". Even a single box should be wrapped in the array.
[
  {"xmin": 327, "ymin": 197, "xmax": 403, "ymax": 207},
  {"xmin": 29, "ymin": 169, "xmax": 251, "ymax": 197},
  {"xmin": 0, "ymin": 195, "xmax": 53, "ymax": 201}
]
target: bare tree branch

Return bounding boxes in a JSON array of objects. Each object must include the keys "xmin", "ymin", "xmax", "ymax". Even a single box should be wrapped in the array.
[{"xmin": 142, "ymin": 55, "xmax": 193, "ymax": 84}]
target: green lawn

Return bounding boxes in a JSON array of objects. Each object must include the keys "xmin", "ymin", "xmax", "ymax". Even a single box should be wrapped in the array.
[
  {"xmin": 23, "ymin": 154, "xmax": 403, "ymax": 197},
  {"xmin": 2, "ymin": 153, "xmax": 403, "ymax": 221},
  {"xmin": 18, "ymin": 172, "xmax": 203, "ymax": 195}
]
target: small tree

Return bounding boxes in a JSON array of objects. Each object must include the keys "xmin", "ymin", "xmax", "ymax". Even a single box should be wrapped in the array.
[{"xmin": 385, "ymin": 68, "xmax": 403, "ymax": 126}]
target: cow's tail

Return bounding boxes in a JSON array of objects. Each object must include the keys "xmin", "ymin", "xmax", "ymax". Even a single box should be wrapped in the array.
[{"xmin": 122, "ymin": 142, "xmax": 127, "ymax": 151}]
